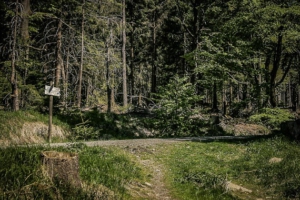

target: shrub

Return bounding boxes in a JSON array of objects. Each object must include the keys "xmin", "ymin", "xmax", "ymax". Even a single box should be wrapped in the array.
[
  {"xmin": 153, "ymin": 75, "xmax": 204, "ymax": 136},
  {"xmin": 249, "ymin": 108, "xmax": 294, "ymax": 129}
]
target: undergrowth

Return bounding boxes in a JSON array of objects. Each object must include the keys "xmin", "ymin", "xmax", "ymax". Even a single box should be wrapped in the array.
[
  {"xmin": 57, "ymin": 109, "xmax": 140, "ymax": 140},
  {"xmin": 249, "ymin": 108, "xmax": 294, "ymax": 130}
]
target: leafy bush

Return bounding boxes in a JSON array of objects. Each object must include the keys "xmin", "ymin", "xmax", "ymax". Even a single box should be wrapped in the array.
[
  {"xmin": 249, "ymin": 108, "xmax": 294, "ymax": 129},
  {"xmin": 153, "ymin": 75, "xmax": 204, "ymax": 136}
]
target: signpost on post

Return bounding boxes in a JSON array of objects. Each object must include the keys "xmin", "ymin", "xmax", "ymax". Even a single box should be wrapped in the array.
[{"xmin": 45, "ymin": 82, "xmax": 60, "ymax": 143}]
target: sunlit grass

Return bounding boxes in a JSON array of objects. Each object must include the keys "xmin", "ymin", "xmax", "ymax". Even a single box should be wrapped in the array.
[
  {"xmin": 0, "ymin": 110, "xmax": 70, "ymax": 142},
  {"xmin": 79, "ymin": 146, "xmax": 144, "ymax": 199}
]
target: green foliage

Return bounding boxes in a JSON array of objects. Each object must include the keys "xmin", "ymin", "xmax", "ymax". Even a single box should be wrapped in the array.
[
  {"xmin": 61, "ymin": 109, "xmax": 137, "ymax": 140},
  {"xmin": 153, "ymin": 75, "xmax": 204, "ymax": 137},
  {"xmin": 72, "ymin": 123, "xmax": 101, "ymax": 141},
  {"xmin": 249, "ymin": 108, "xmax": 294, "ymax": 129},
  {"xmin": 20, "ymin": 84, "xmax": 44, "ymax": 108}
]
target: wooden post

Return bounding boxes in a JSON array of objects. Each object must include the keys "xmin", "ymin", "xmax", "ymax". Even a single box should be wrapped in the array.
[{"xmin": 48, "ymin": 81, "xmax": 53, "ymax": 143}]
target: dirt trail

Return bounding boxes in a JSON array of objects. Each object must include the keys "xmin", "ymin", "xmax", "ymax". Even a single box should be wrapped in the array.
[
  {"xmin": 124, "ymin": 145, "xmax": 174, "ymax": 200},
  {"xmin": 49, "ymin": 136, "xmax": 255, "ymax": 148}
]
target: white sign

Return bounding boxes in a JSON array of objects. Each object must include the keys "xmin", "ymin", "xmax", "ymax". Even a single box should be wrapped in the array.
[{"xmin": 45, "ymin": 85, "xmax": 60, "ymax": 97}]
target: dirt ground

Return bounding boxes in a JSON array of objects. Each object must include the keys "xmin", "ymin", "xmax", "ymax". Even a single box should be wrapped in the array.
[{"xmin": 124, "ymin": 145, "xmax": 175, "ymax": 200}]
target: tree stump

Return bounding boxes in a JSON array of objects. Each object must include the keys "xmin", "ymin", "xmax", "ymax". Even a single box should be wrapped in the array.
[{"xmin": 41, "ymin": 151, "xmax": 81, "ymax": 188}]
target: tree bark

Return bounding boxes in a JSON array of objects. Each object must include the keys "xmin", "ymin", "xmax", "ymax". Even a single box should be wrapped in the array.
[
  {"xmin": 128, "ymin": 0, "xmax": 134, "ymax": 103},
  {"xmin": 151, "ymin": 7, "xmax": 157, "ymax": 94},
  {"xmin": 190, "ymin": 1, "xmax": 200, "ymax": 86},
  {"xmin": 212, "ymin": 81, "xmax": 218, "ymax": 112},
  {"xmin": 77, "ymin": 0, "xmax": 85, "ymax": 107},
  {"xmin": 63, "ymin": 47, "xmax": 69, "ymax": 108},
  {"xmin": 106, "ymin": 29, "xmax": 112, "ymax": 113},
  {"xmin": 10, "ymin": 1, "xmax": 19, "ymax": 111},
  {"xmin": 122, "ymin": 0, "xmax": 128, "ymax": 107},
  {"xmin": 269, "ymin": 32, "xmax": 283, "ymax": 107},
  {"xmin": 55, "ymin": 18, "xmax": 63, "ymax": 87},
  {"xmin": 129, "ymin": 33, "xmax": 134, "ymax": 103},
  {"xmin": 20, "ymin": 0, "xmax": 31, "ymax": 107}
]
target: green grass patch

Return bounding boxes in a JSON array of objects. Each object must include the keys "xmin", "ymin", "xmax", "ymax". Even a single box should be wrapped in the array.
[
  {"xmin": 155, "ymin": 136, "xmax": 300, "ymax": 199},
  {"xmin": 0, "ymin": 144, "xmax": 144, "ymax": 199},
  {"xmin": 79, "ymin": 146, "xmax": 144, "ymax": 199}
]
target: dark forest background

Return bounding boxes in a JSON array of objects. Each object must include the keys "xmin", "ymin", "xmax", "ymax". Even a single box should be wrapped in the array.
[{"xmin": 0, "ymin": 0, "xmax": 299, "ymax": 116}]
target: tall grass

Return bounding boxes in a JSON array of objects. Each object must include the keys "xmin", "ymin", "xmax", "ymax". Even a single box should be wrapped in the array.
[
  {"xmin": 0, "ymin": 144, "xmax": 144, "ymax": 199},
  {"xmin": 79, "ymin": 146, "xmax": 143, "ymax": 199},
  {"xmin": 0, "ymin": 110, "xmax": 70, "ymax": 141}
]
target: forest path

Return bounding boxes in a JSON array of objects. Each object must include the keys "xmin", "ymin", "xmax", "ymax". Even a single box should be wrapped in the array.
[
  {"xmin": 47, "ymin": 136, "xmax": 260, "ymax": 200},
  {"xmin": 49, "ymin": 136, "xmax": 258, "ymax": 148},
  {"xmin": 124, "ymin": 145, "xmax": 174, "ymax": 200}
]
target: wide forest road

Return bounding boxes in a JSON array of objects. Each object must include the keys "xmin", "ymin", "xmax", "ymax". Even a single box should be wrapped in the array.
[{"xmin": 48, "ymin": 135, "xmax": 261, "ymax": 148}]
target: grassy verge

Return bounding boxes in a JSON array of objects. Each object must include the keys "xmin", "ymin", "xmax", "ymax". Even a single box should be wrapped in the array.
[
  {"xmin": 0, "ymin": 144, "xmax": 144, "ymax": 199},
  {"xmin": 154, "ymin": 136, "xmax": 300, "ymax": 200},
  {"xmin": 0, "ymin": 110, "xmax": 70, "ymax": 143}
]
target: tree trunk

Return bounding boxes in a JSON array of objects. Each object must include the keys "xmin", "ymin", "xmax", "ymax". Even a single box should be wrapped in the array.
[
  {"xmin": 122, "ymin": 0, "xmax": 128, "ymax": 107},
  {"xmin": 212, "ymin": 81, "xmax": 218, "ymax": 112},
  {"xmin": 86, "ymin": 77, "xmax": 91, "ymax": 107},
  {"xmin": 20, "ymin": 0, "xmax": 31, "ymax": 108},
  {"xmin": 298, "ymin": 70, "xmax": 300, "ymax": 111},
  {"xmin": 151, "ymin": 9, "xmax": 157, "ymax": 94},
  {"xmin": 264, "ymin": 52, "xmax": 272, "ymax": 106},
  {"xmin": 222, "ymin": 83, "xmax": 227, "ymax": 116},
  {"xmin": 190, "ymin": 1, "xmax": 199, "ymax": 86},
  {"xmin": 106, "ymin": 44, "xmax": 111, "ymax": 113},
  {"xmin": 129, "ymin": 0, "xmax": 134, "ymax": 103},
  {"xmin": 269, "ymin": 32, "xmax": 283, "ymax": 107},
  {"xmin": 55, "ymin": 17, "xmax": 63, "ymax": 87},
  {"xmin": 63, "ymin": 47, "xmax": 70, "ymax": 108},
  {"xmin": 10, "ymin": 1, "xmax": 19, "ymax": 111},
  {"xmin": 77, "ymin": 0, "xmax": 85, "ymax": 107},
  {"xmin": 129, "ymin": 35, "xmax": 134, "ymax": 103}
]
